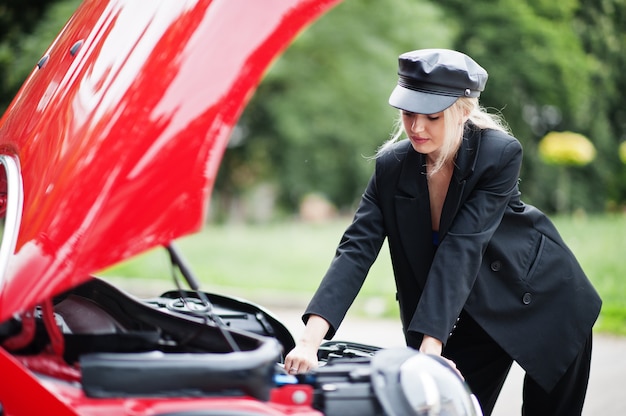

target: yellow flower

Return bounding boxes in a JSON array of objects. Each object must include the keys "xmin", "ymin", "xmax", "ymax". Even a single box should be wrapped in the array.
[
  {"xmin": 619, "ymin": 141, "xmax": 626, "ymax": 164},
  {"xmin": 538, "ymin": 131, "xmax": 596, "ymax": 166}
]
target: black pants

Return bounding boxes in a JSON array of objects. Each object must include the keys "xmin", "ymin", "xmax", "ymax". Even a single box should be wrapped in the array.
[{"xmin": 442, "ymin": 311, "xmax": 592, "ymax": 416}]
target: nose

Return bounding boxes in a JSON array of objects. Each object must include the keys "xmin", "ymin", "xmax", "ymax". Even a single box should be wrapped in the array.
[{"xmin": 410, "ymin": 115, "xmax": 424, "ymax": 133}]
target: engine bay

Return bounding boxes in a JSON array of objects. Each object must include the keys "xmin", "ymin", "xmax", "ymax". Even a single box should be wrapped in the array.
[{"xmin": 0, "ymin": 245, "xmax": 481, "ymax": 415}]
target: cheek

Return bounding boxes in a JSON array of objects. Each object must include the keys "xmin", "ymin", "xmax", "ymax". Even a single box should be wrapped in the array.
[{"xmin": 430, "ymin": 123, "xmax": 446, "ymax": 142}]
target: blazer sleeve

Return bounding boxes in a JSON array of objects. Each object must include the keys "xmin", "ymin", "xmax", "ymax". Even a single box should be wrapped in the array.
[
  {"xmin": 303, "ymin": 164, "xmax": 388, "ymax": 339},
  {"xmin": 408, "ymin": 134, "xmax": 523, "ymax": 343}
]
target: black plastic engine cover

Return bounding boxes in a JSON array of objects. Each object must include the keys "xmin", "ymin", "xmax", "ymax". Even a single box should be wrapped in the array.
[{"xmin": 310, "ymin": 356, "xmax": 384, "ymax": 416}]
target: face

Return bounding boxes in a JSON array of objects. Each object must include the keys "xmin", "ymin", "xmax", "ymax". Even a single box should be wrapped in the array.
[{"xmin": 401, "ymin": 110, "xmax": 446, "ymax": 158}]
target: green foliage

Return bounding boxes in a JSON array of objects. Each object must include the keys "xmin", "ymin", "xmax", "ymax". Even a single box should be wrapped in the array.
[
  {"xmin": 217, "ymin": 0, "xmax": 456, "ymax": 214},
  {"xmin": 0, "ymin": 0, "xmax": 81, "ymax": 112},
  {"xmin": 575, "ymin": 0, "xmax": 626, "ymax": 208},
  {"xmin": 438, "ymin": 0, "xmax": 591, "ymax": 132},
  {"xmin": 436, "ymin": 0, "xmax": 605, "ymax": 212},
  {"xmin": 216, "ymin": 0, "xmax": 626, "ymax": 216},
  {"xmin": 4, "ymin": 0, "xmax": 626, "ymax": 214}
]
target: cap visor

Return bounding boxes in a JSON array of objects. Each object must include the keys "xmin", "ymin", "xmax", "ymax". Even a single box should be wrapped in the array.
[{"xmin": 388, "ymin": 85, "xmax": 458, "ymax": 115}]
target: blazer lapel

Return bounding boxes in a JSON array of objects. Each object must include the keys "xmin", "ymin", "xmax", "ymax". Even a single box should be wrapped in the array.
[
  {"xmin": 392, "ymin": 127, "xmax": 481, "ymax": 284},
  {"xmin": 438, "ymin": 126, "xmax": 481, "ymax": 239},
  {"xmin": 395, "ymin": 147, "xmax": 435, "ymax": 287}
]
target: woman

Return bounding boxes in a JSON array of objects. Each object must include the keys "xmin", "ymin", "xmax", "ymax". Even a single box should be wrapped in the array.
[{"xmin": 284, "ymin": 49, "xmax": 602, "ymax": 415}]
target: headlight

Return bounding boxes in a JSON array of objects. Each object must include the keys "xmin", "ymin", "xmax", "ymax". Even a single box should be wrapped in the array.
[{"xmin": 371, "ymin": 348, "xmax": 482, "ymax": 416}]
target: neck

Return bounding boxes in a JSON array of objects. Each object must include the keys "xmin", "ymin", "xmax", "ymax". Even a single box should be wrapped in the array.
[{"xmin": 426, "ymin": 154, "xmax": 453, "ymax": 177}]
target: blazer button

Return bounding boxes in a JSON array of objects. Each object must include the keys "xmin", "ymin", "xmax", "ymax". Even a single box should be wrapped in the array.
[
  {"xmin": 490, "ymin": 260, "xmax": 502, "ymax": 272},
  {"xmin": 522, "ymin": 292, "xmax": 532, "ymax": 305}
]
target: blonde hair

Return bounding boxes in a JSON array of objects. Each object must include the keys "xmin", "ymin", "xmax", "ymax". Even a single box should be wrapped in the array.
[{"xmin": 378, "ymin": 98, "xmax": 510, "ymax": 176}]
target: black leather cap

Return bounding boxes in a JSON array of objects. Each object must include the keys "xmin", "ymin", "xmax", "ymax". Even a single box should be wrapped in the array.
[{"xmin": 389, "ymin": 49, "xmax": 488, "ymax": 114}]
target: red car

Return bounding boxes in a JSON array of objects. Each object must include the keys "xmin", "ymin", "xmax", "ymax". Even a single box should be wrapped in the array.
[{"xmin": 0, "ymin": 0, "xmax": 481, "ymax": 415}]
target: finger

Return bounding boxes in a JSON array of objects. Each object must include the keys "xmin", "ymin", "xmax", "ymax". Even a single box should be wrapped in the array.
[
  {"xmin": 444, "ymin": 359, "xmax": 464, "ymax": 380},
  {"xmin": 284, "ymin": 356, "xmax": 300, "ymax": 374}
]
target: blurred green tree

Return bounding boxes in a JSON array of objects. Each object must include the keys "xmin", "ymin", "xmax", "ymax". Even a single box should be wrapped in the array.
[
  {"xmin": 217, "ymin": 0, "xmax": 456, "ymax": 218},
  {"xmin": 0, "ymin": 0, "xmax": 80, "ymax": 112},
  {"xmin": 575, "ymin": 0, "xmax": 626, "ymax": 210},
  {"xmin": 436, "ymin": 0, "xmax": 610, "ymax": 212},
  {"xmin": 3, "ymin": 0, "xmax": 625, "ymax": 216}
]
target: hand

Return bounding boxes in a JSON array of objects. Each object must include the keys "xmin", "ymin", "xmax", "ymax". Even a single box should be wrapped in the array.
[
  {"xmin": 284, "ymin": 343, "xmax": 319, "ymax": 374},
  {"xmin": 283, "ymin": 315, "xmax": 330, "ymax": 374},
  {"xmin": 419, "ymin": 335, "xmax": 464, "ymax": 379}
]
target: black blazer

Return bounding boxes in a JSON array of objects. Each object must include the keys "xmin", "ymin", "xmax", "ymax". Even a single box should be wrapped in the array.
[{"xmin": 304, "ymin": 124, "xmax": 602, "ymax": 391}]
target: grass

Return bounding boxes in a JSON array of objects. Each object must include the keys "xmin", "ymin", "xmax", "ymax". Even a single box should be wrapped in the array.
[
  {"xmin": 101, "ymin": 213, "xmax": 626, "ymax": 335},
  {"xmin": 550, "ymin": 214, "xmax": 626, "ymax": 335}
]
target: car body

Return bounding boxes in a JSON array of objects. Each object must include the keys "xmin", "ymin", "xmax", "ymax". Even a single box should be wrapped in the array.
[{"xmin": 0, "ymin": 1, "xmax": 481, "ymax": 415}]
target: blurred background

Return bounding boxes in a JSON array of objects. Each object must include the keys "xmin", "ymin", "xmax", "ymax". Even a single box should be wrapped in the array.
[
  {"xmin": 4, "ymin": 0, "xmax": 625, "ymax": 216},
  {"xmin": 1, "ymin": 0, "xmax": 624, "ymax": 334}
]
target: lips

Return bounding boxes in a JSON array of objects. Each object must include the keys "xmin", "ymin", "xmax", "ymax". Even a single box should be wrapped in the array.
[{"xmin": 410, "ymin": 136, "xmax": 429, "ymax": 145}]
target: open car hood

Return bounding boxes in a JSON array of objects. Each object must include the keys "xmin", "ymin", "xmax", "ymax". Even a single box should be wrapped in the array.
[{"xmin": 0, "ymin": 0, "xmax": 339, "ymax": 321}]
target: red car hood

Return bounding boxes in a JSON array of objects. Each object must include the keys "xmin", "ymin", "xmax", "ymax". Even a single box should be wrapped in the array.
[{"xmin": 0, "ymin": 0, "xmax": 339, "ymax": 321}]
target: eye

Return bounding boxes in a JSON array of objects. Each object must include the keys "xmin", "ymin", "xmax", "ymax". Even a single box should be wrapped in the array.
[
  {"xmin": 427, "ymin": 114, "xmax": 441, "ymax": 121},
  {"xmin": 401, "ymin": 110, "xmax": 416, "ymax": 117}
]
